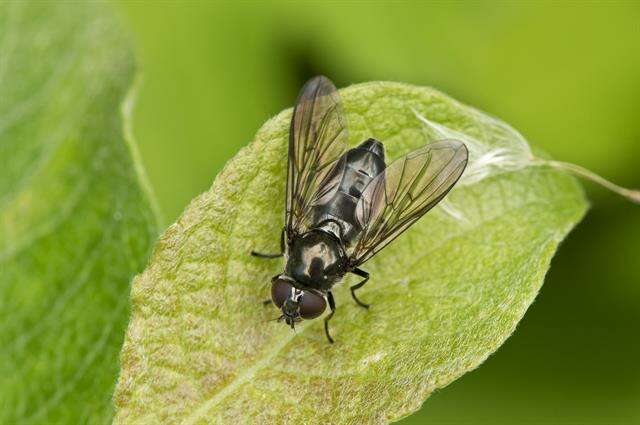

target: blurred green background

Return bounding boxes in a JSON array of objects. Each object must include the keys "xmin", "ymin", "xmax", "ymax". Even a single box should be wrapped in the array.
[{"xmin": 114, "ymin": 2, "xmax": 640, "ymax": 424}]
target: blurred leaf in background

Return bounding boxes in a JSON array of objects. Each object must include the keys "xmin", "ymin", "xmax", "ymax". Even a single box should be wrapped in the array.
[
  {"xmin": 117, "ymin": 2, "xmax": 640, "ymax": 424},
  {"xmin": 0, "ymin": 2, "xmax": 157, "ymax": 423}
]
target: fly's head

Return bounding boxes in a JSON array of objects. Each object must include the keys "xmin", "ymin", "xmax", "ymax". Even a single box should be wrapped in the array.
[{"xmin": 270, "ymin": 276, "xmax": 326, "ymax": 329}]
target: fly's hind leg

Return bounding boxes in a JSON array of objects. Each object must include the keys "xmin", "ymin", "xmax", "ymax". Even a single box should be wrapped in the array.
[
  {"xmin": 324, "ymin": 291, "xmax": 336, "ymax": 344},
  {"xmin": 251, "ymin": 228, "xmax": 285, "ymax": 259},
  {"xmin": 350, "ymin": 268, "xmax": 370, "ymax": 309}
]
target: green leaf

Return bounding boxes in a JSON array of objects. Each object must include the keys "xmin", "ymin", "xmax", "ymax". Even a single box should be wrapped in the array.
[
  {"xmin": 114, "ymin": 82, "xmax": 587, "ymax": 424},
  {"xmin": 0, "ymin": 2, "xmax": 158, "ymax": 423}
]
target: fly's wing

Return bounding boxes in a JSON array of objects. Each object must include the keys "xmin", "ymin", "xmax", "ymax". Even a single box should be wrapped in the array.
[
  {"xmin": 286, "ymin": 76, "xmax": 348, "ymax": 239},
  {"xmin": 349, "ymin": 140, "xmax": 468, "ymax": 266}
]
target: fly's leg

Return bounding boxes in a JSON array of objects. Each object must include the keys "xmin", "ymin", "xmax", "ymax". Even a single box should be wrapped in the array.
[
  {"xmin": 324, "ymin": 291, "xmax": 336, "ymax": 344},
  {"xmin": 262, "ymin": 299, "xmax": 272, "ymax": 306},
  {"xmin": 251, "ymin": 228, "xmax": 285, "ymax": 259},
  {"xmin": 350, "ymin": 268, "xmax": 370, "ymax": 309},
  {"xmin": 251, "ymin": 252, "xmax": 282, "ymax": 259}
]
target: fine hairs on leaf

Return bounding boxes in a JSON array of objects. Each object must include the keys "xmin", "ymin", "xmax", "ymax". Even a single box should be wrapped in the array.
[{"xmin": 115, "ymin": 82, "xmax": 587, "ymax": 424}]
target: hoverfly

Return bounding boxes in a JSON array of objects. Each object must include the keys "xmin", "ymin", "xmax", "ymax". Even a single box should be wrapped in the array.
[{"xmin": 252, "ymin": 76, "xmax": 468, "ymax": 343}]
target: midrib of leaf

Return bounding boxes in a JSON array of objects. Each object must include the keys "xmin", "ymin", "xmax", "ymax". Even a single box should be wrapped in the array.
[
  {"xmin": 183, "ymin": 320, "xmax": 311, "ymax": 425},
  {"xmin": 179, "ymin": 169, "xmax": 583, "ymax": 424}
]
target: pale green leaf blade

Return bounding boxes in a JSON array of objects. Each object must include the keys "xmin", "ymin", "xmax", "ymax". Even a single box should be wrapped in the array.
[
  {"xmin": 0, "ymin": 2, "xmax": 158, "ymax": 423},
  {"xmin": 115, "ymin": 82, "xmax": 586, "ymax": 424}
]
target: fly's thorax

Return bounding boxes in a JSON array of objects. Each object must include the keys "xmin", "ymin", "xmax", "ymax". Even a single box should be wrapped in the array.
[{"xmin": 285, "ymin": 230, "xmax": 347, "ymax": 290}]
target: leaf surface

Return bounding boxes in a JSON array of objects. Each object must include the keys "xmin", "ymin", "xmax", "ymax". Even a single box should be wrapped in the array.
[
  {"xmin": 115, "ymin": 82, "xmax": 586, "ymax": 424},
  {"xmin": 0, "ymin": 2, "xmax": 158, "ymax": 422}
]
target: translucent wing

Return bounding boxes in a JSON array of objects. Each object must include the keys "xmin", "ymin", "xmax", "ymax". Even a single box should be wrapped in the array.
[
  {"xmin": 286, "ymin": 76, "xmax": 348, "ymax": 239},
  {"xmin": 349, "ymin": 140, "xmax": 468, "ymax": 266}
]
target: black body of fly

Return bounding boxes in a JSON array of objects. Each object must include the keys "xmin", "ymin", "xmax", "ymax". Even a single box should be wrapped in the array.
[{"xmin": 252, "ymin": 76, "xmax": 468, "ymax": 343}]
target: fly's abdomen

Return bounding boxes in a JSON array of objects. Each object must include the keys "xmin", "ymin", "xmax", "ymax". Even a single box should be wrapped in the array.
[{"xmin": 313, "ymin": 138, "xmax": 385, "ymax": 245}]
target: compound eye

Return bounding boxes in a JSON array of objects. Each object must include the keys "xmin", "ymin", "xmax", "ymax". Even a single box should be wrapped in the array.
[
  {"xmin": 271, "ymin": 278, "xmax": 293, "ymax": 308},
  {"xmin": 299, "ymin": 291, "xmax": 326, "ymax": 319}
]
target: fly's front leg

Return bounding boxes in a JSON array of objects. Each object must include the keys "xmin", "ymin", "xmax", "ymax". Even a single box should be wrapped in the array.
[
  {"xmin": 251, "ymin": 252, "xmax": 282, "ymax": 259},
  {"xmin": 251, "ymin": 228, "xmax": 285, "ymax": 258},
  {"xmin": 350, "ymin": 268, "xmax": 370, "ymax": 309},
  {"xmin": 324, "ymin": 291, "xmax": 336, "ymax": 344},
  {"xmin": 251, "ymin": 227, "xmax": 286, "ymax": 259}
]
